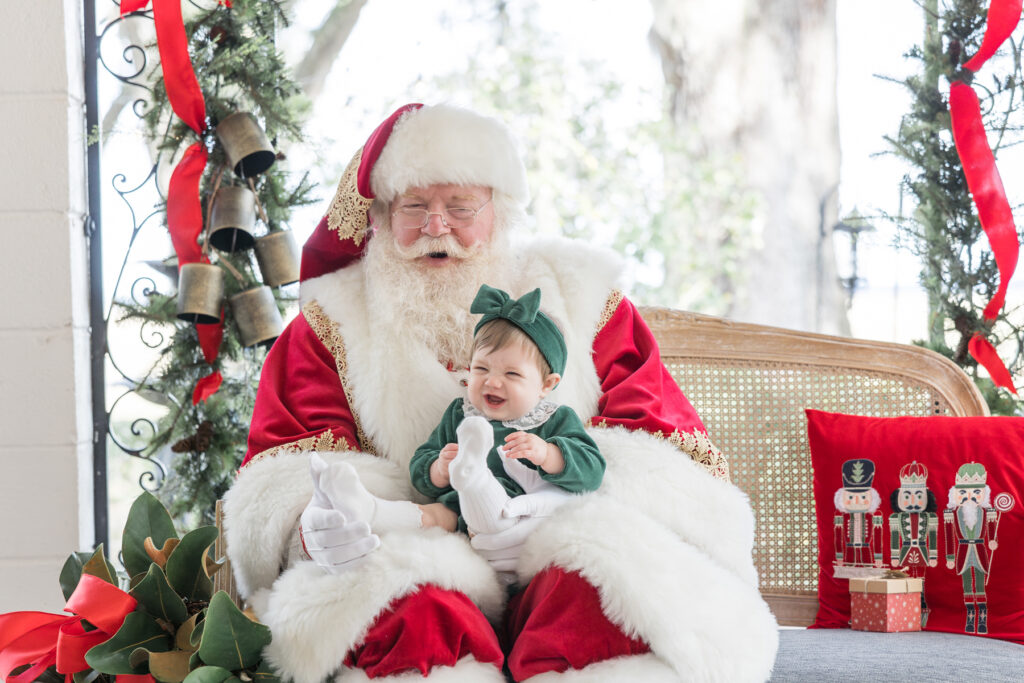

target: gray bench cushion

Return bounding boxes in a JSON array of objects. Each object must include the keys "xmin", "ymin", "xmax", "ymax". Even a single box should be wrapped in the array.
[{"xmin": 770, "ymin": 629, "xmax": 1023, "ymax": 682}]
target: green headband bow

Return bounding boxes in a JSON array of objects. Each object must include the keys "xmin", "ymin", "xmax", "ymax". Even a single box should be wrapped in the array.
[{"xmin": 471, "ymin": 285, "xmax": 567, "ymax": 375}]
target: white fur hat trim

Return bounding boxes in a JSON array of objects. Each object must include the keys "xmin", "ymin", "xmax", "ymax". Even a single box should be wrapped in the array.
[{"xmin": 370, "ymin": 104, "xmax": 529, "ymax": 204}]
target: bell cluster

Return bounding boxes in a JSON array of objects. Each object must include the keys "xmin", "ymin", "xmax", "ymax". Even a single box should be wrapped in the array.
[{"xmin": 176, "ymin": 112, "xmax": 299, "ymax": 348}]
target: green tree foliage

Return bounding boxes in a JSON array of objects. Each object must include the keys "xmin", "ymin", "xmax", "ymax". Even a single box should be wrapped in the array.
[
  {"xmin": 115, "ymin": 1, "xmax": 316, "ymax": 525},
  {"xmin": 886, "ymin": 0, "xmax": 1024, "ymax": 413},
  {"xmin": 421, "ymin": 1, "xmax": 756, "ymax": 312}
]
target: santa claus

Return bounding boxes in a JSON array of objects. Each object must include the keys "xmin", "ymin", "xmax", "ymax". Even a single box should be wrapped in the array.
[{"xmin": 222, "ymin": 103, "xmax": 778, "ymax": 681}]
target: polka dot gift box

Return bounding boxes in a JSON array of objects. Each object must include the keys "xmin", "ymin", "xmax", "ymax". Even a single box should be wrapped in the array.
[{"xmin": 849, "ymin": 574, "xmax": 923, "ymax": 633}]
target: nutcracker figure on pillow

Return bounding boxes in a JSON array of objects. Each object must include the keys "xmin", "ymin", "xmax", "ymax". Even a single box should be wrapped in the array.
[
  {"xmin": 833, "ymin": 458, "xmax": 884, "ymax": 573},
  {"xmin": 943, "ymin": 462, "xmax": 1013, "ymax": 635},
  {"xmin": 888, "ymin": 461, "xmax": 938, "ymax": 626}
]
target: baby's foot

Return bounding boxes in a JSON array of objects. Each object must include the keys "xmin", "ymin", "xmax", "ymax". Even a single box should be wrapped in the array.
[
  {"xmin": 451, "ymin": 415, "xmax": 494, "ymax": 489},
  {"xmin": 452, "ymin": 416, "xmax": 515, "ymax": 534}
]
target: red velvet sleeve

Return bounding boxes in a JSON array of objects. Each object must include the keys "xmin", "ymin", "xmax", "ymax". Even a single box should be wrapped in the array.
[
  {"xmin": 590, "ymin": 295, "xmax": 707, "ymax": 436},
  {"xmin": 241, "ymin": 311, "xmax": 360, "ymax": 467}
]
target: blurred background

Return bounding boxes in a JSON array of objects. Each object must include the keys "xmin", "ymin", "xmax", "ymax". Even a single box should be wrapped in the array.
[{"xmin": 3, "ymin": 0, "xmax": 1022, "ymax": 610}]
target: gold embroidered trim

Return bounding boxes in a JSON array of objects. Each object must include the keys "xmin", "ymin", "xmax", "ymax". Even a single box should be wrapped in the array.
[
  {"xmin": 593, "ymin": 421, "xmax": 731, "ymax": 483},
  {"xmin": 326, "ymin": 146, "xmax": 374, "ymax": 244},
  {"xmin": 302, "ymin": 300, "xmax": 379, "ymax": 456},
  {"xmin": 667, "ymin": 428, "xmax": 731, "ymax": 483},
  {"xmin": 243, "ymin": 429, "xmax": 352, "ymax": 468},
  {"xmin": 597, "ymin": 290, "xmax": 625, "ymax": 333}
]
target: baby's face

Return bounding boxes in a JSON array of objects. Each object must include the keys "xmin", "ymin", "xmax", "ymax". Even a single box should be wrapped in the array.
[{"xmin": 467, "ymin": 342, "xmax": 559, "ymax": 422}]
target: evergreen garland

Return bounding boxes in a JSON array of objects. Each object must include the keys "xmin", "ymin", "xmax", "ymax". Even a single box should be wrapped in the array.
[
  {"xmin": 115, "ymin": 1, "xmax": 316, "ymax": 525},
  {"xmin": 886, "ymin": 0, "xmax": 1023, "ymax": 414}
]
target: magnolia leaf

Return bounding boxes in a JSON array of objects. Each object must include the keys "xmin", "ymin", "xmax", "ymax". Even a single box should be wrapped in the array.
[
  {"xmin": 85, "ymin": 611, "xmax": 173, "ymax": 674},
  {"xmin": 59, "ymin": 551, "xmax": 93, "ymax": 602},
  {"xmin": 251, "ymin": 660, "xmax": 280, "ymax": 683},
  {"xmin": 190, "ymin": 616, "xmax": 205, "ymax": 650},
  {"xmin": 148, "ymin": 650, "xmax": 194, "ymax": 683},
  {"xmin": 72, "ymin": 669, "xmax": 101, "ymax": 683},
  {"xmin": 176, "ymin": 613, "xmax": 202, "ymax": 653},
  {"xmin": 128, "ymin": 648, "xmax": 150, "ymax": 669},
  {"xmin": 145, "ymin": 537, "xmax": 181, "ymax": 569},
  {"xmin": 182, "ymin": 666, "xmax": 238, "ymax": 683},
  {"xmin": 130, "ymin": 564, "xmax": 188, "ymax": 626},
  {"xmin": 123, "ymin": 493, "xmax": 179, "ymax": 579},
  {"xmin": 82, "ymin": 546, "xmax": 118, "ymax": 586},
  {"xmin": 165, "ymin": 526, "xmax": 219, "ymax": 602},
  {"xmin": 205, "ymin": 554, "xmax": 226, "ymax": 579},
  {"xmin": 197, "ymin": 592, "xmax": 271, "ymax": 671}
]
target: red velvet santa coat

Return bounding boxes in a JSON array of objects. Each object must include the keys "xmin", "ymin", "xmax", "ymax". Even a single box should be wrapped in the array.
[{"xmin": 222, "ymin": 237, "xmax": 778, "ymax": 681}]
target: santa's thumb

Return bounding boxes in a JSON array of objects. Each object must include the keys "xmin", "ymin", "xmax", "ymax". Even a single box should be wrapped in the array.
[{"xmin": 309, "ymin": 453, "xmax": 332, "ymax": 508}]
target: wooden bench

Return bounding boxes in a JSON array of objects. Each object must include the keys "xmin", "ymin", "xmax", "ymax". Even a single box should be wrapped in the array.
[{"xmin": 216, "ymin": 308, "xmax": 1024, "ymax": 679}]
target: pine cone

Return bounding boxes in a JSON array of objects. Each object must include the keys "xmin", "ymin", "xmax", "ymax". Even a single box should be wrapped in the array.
[{"xmin": 171, "ymin": 420, "xmax": 214, "ymax": 453}]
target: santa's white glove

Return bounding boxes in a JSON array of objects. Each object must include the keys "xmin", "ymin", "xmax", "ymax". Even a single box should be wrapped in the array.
[
  {"xmin": 469, "ymin": 514, "xmax": 546, "ymax": 572},
  {"xmin": 502, "ymin": 488, "xmax": 573, "ymax": 519},
  {"xmin": 299, "ymin": 454, "xmax": 380, "ymax": 574}
]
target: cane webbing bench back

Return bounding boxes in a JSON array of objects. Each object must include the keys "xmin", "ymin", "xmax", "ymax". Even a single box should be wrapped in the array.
[{"xmin": 639, "ymin": 307, "xmax": 988, "ymax": 626}]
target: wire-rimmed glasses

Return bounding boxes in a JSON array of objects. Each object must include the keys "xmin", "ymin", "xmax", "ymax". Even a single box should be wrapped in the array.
[{"xmin": 391, "ymin": 197, "xmax": 492, "ymax": 230}]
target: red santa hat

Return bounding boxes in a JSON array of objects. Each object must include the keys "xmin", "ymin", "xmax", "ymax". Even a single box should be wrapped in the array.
[{"xmin": 300, "ymin": 103, "xmax": 529, "ymax": 282}]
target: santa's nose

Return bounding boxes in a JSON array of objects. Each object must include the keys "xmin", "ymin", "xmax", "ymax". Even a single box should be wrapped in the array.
[{"xmin": 422, "ymin": 212, "xmax": 451, "ymax": 237}]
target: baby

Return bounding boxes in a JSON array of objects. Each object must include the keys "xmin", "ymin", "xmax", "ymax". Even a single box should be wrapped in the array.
[
  {"xmin": 300, "ymin": 286, "xmax": 604, "ymax": 573},
  {"xmin": 409, "ymin": 284, "xmax": 605, "ymax": 536}
]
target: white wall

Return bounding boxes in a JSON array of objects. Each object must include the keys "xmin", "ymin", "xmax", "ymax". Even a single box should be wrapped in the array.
[{"xmin": 0, "ymin": 1, "xmax": 91, "ymax": 612}]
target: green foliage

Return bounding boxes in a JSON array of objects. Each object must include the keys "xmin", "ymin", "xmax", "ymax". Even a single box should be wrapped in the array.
[
  {"xmin": 885, "ymin": 0, "xmax": 1024, "ymax": 413},
  {"xmin": 85, "ymin": 612, "xmax": 174, "ymax": 675},
  {"xmin": 131, "ymin": 564, "xmax": 189, "ymax": 625},
  {"xmin": 122, "ymin": 492, "xmax": 179, "ymax": 578},
  {"xmin": 421, "ymin": 0, "xmax": 754, "ymax": 312},
  {"xmin": 165, "ymin": 526, "xmax": 219, "ymax": 602},
  {"xmin": 26, "ymin": 493, "xmax": 277, "ymax": 683},
  {"xmin": 197, "ymin": 593, "xmax": 272, "ymax": 671},
  {"xmin": 115, "ymin": 0, "xmax": 316, "ymax": 525}
]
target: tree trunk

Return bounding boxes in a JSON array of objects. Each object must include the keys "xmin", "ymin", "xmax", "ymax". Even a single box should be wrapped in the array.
[
  {"xmin": 649, "ymin": 0, "xmax": 847, "ymax": 334},
  {"xmin": 293, "ymin": 0, "xmax": 369, "ymax": 102}
]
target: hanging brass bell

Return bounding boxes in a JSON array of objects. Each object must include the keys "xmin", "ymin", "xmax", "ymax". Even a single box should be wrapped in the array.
[
  {"xmin": 254, "ymin": 230, "xmax": 300, "ymax": 287},
  {"xmin": 177, "ymin": 263, "xmax": 225, "ymax": 324},
  {"xmin": 216, "ymin": 111, "xmax": 276, "ymax": 178},
  {"xmin": 230, "ymin": 285, "xmax": 284, "ymax": 347},
  {"xmin": 208, "ymin": 185, "xmax": 257, "ymax": 252}
]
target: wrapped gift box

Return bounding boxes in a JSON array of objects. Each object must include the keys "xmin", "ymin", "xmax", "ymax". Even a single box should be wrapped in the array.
[{"xmin": 849, "ymin": 576, "xmax": 923, "ymax": 632}]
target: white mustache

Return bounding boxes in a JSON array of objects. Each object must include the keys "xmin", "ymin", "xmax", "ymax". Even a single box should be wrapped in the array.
[{"xmin": 394, "ymin": 234, "xmax": 475, "ymax": 260}]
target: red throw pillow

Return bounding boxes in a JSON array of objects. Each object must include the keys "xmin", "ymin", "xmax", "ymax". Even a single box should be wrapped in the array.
[{"xmin": 806, "ymin": 409, "xmax": 1024, "ymax": 644}]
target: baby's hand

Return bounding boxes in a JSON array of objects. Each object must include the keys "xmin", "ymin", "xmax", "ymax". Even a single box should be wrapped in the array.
[
  {"xmin": 430, "ymin": 443, "xmax": 460, "ymax": 487},
  {"xmin": 503, "ymin": 432, "xmax": 563, "ymax": 473}
]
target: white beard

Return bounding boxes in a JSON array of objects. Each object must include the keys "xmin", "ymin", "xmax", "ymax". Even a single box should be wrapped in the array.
[
  {"xmin": 363, "ymin": 228, "xmax": 512, "ymax": 366},
  {"xmin": 960, "ymin": 501, "xmax": 980, "ymax": 528}
]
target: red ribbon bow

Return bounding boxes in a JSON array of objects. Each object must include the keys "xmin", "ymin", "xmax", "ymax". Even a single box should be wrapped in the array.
[
  {"xmin": 948, "ymin": 0, "xmax": 1023, "ymax": 394},
  {"xmin": 0, "ymin": 574, "xmax": 151, "ymax": 683},
  {"xmin": 119, "ymin": 0, "xmax": 227, "ymax": 400}
]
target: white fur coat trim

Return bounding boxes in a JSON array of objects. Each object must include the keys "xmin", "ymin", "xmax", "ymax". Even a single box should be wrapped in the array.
[
  {"xmin": 335, "ymin": 655, "xmax": 504, "ymax": 682},
  {"xmin": 224, "ymin": 450, "xmax": 474, "ymax": 600},
  {"xmin": 514, "ymin": 426, "xmax": 778, "ymax": 682},
  {"xmin": 259, "ymin": 534, "xmax": 503, "ymax": 683},
  {"xmin": 521, "ymin": 653, "xmax": 680, "ymax": 682},
  {"xmin": 300, "ymin": 237, "xmax": 624, "ymax": 474}
]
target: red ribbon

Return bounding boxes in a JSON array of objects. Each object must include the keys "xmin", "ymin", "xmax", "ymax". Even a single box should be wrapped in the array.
[
  {"xmin": 0, "ymin": 574, "xmax": 148, "ymax": 683},
  {"xmin": 946, "ymin": 0, "xmax": 1022, "ymax": 394},
  {"xmin": 192, "ymin": 370, "xmax": 224, "ymax": 405},
  {"xmin": 120, "ymin": 1, "xmax": 230, "ymax": 398},
  {"xmin": 963, "ymin": 0, "xmax": 1023, "ymax": 71},
  {"xmin": 166, "ymin": 142, "xmax": 209, "ymax": 267}
]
